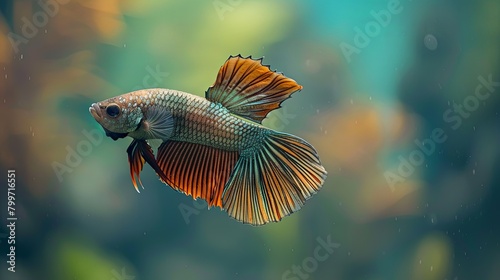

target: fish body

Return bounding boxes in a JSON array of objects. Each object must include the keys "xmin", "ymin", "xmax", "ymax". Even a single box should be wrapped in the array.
[
  {"xmin": 127, "ymin": 89, "xmax": 261, "ymax": 151},
  {"xmin": 90, "ymin": 55, "xmax": 327, "ymax": 225}
]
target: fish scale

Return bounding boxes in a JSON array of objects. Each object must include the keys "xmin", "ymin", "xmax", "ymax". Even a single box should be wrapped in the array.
[
  {"xmin": 89, "ymin": 55, "xmax": 327, "ymax": 226},
  {"xmin": 133, "ymin": 88, "xmax": 262, "ymax": 151}
]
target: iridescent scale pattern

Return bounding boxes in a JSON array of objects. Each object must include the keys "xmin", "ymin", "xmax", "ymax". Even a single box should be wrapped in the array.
[{"xmin": 129, "ymin": 89, "xmax": 263, "ymax": 151}]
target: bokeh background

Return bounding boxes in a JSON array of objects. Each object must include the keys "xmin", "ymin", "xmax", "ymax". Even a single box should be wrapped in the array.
[{"xmin": 1, "ymin": 0, "xmax": 499, "ymax": 279}]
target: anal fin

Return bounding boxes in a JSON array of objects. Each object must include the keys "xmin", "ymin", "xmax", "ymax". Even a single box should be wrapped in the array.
[{"xmin": 156, "ymin": 141, "xmax": 239, "ymax": 208}]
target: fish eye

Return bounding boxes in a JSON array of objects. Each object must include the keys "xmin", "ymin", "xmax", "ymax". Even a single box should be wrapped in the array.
[{"xmin": 106, "ymin": 104, "xmax": 121, "ymax": 118}]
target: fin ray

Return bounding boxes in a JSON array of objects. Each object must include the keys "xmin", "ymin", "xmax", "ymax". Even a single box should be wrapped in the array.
[
  {"xmin": 156, "ymin": 141, "xmax": 239, "ymax": 208},
  {"xmin": 222, "ymin": 131, "xmax": 327, "ymax": 226},
  {"xmin": 206, "ymin": 55, "xmax": 303, "ymax": 123},
  {"xmin": 143, "ymin": 106, "xmax": 174, "ymax": 141},
  {"xmin": 127, "ymin": 139, "xmax": 172, "ymax": 192}
]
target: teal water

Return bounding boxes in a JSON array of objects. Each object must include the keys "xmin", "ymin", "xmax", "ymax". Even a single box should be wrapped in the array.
[{"xmin": 1, "ymin": 0, "xmax": 499, "ymax": 279}]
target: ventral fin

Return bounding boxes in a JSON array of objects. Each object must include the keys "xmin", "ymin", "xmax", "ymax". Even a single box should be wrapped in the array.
[
  {"xmin": 127, "ymin": 139, "xmax": 171, "ymax": 193},
  {"xmin": 156, "ymin": 141, "xmax": 239, "ymax": 208},
  {"xmin": 142, "ymin": 106, "xmax": 174, "ymax": 141},
  {"xmin": 205, "ymin": 55, "xmax": 303, "ymax": 124}
]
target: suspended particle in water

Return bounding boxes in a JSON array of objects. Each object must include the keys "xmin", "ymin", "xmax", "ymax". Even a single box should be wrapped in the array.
[{"xmin": 424, "ymin": 34, "xmax": 438, "ymax": 50}]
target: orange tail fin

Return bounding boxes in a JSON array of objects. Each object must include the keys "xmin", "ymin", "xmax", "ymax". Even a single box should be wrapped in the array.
[{"xmin": 222, "ymin": 130, "xmax": 327, "ymax": 226}]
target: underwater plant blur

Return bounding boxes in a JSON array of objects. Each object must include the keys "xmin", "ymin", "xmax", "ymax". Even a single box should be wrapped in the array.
[{"xmin": 0, "ymin": 0, "xmax": 499, "ymax": 279}]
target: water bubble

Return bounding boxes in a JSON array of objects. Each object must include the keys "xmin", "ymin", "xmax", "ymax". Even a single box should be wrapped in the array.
[{"xmin": 424, "ymin": 34, "xmax": 438, "ymax": 50}]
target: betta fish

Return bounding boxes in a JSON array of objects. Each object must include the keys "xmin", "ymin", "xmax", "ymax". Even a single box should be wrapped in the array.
[{"xmin": 89, "ymin": 55, "xmax": 327, "ymax": 225}]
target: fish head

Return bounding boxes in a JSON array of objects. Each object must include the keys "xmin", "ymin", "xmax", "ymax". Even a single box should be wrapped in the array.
[{"xmin": 89, "ymin": 93, "xmax": 144, "ymax": 141}]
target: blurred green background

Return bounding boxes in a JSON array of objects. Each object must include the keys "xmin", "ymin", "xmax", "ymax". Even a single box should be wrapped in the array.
[{"xmin": 0, "ymin": 0, "xmax": 499, "ymax": 279}]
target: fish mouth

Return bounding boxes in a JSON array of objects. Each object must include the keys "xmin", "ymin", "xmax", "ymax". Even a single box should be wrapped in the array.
[
  {"xmin": 89, "ymin": 103, "xmax": 128, "ymax": 140},
  {"xmin": 103, "ymin": 127, "xmax": 129, "ymax": 141},
  {"xmin": 89, "ymin": 103, "xmax": 102, "ymax": 120}
]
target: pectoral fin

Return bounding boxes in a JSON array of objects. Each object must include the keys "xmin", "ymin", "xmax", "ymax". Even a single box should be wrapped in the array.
[
  {"xmin": 142, "ymin": 106, "xmax": 174, "ymax": 141},
  {"xmin": 205, "ymin": 55, "xmax": 303, "ymax": 123}
]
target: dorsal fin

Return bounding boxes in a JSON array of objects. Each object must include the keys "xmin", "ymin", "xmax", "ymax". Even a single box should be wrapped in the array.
[{"xmin": 205, "ymin": 55, "xmax": 303, "ymax": 124}]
